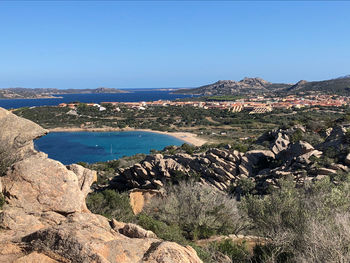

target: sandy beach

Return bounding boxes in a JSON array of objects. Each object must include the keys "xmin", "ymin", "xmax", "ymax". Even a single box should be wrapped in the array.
[{"xmin": 48, "ymin": 127, "xmax": 208, "ymax": 146}]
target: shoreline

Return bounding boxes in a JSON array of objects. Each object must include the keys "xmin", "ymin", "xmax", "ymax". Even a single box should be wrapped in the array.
[{"xmin": 48, "ymin": 127, "xmax": 208, "ymax": 146}]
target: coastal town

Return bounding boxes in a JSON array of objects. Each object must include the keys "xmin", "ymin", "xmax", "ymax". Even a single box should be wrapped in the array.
[{"xmin": 58, "ymin": 93, "xmax": 349, "ymax": 114}]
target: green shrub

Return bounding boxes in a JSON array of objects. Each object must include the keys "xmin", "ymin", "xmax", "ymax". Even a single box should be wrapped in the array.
[
  {"xmin": 190, "ymin": 244, "xmax": 216, "ymax": 263},
  {"xmin": 211, "ymin": 239, "xmax": 250, "ymax": 263},
  {"xmin": 290, "ymin": 129, "xmax": 303, "ymax": 143},
  {"xmin": 180, "ymin": 143, "xmax": 196, "ymax": 154},
  {"xmin": 251, "ymin": 243, "xmax": 294, "ymax": 263},
  {"xmin": 86, "ymin": 190, "xmax": 135, "ymax": 223},
  {"xmin": 232, "ymin": 142, "xmax": 250, "ymax": 153},
  {"xmin": 233, "ymin": 177, "xmax": 256, "ymax": 198},
  {"xmin": 170, "ymin": 170, "xmax": 188, "ymax": 184},
  {"xmin": 191, "ymin": 240, "xmax": 251, "ymax": 263},
  {"xmin": 301, "ymin": 132, "xmax": 323, "ymax": 145},
  {"xmin": 137, "ymin": 214, "xmax": 187, "ymax": 244}
]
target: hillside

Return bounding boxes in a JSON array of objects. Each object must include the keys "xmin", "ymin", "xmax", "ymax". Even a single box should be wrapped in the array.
[
  {"xmin": 287, "ymin": 77, "xmax": 350, "ymax": 94},
  {"xmin": 173, "ymin": 77, "xmax": 292, "ymax": 95},
  {"xmin": 0, "ymin": 87, "xmax": 128, "ymax": 99}
]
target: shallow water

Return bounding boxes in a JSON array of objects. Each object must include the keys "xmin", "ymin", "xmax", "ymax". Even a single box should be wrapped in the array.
[{"xmin": 35, "ymin": 131, "xmax": 185, "ymax": 164}]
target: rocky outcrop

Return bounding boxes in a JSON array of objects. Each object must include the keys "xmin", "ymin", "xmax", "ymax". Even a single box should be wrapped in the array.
[
  {"xmin": 113, "ymin": 125, "xmax": 350, "ymax": 197},
  {"xmin": 239, "ymin": 150, "xmax": 275, "ymax": 177},
  {"xmin": 67, "ymin": 164, "xmax": 98, "ymax": 198},
  {"xmin": 142, "ymin": 242, "xmax": 201, "ymax": 263},
  {"xmin": 320, "ymin": 125, "xmax": 347, "ymax": 150},
  {"xmin": 120, "ymin": 223, "xmax": 157, "ymax": 239},
  {"xmin": 113, "ymin": 149, "xmax": 243, "ymax": 192},
  {"xmin": 280, "ymin": 141, "xmax": 316, "ymax": 163},
  {"xmin": 0, "ymin": 107, "xmax": 47, "ymax": 160},
  {"xmin": 271, "ymin": 132, "xmax": 290, "ymax": 155},
  {"xmin": 0, "ymin": 107, "xmax": 202, "ymax": 263},
  {"xmin": 345, "ymin": 153, "xmax": 350, "ymax": 165},
  {"xmin": 114, "ymin": 139, "xmax": 316, "ymax": 196}
]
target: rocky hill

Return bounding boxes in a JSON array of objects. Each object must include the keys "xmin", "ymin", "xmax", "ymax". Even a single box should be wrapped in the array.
[
  {"xmin": 174, "ymin": 76, "xmax": 350, "ymax": 96},
  {"xmin": 173, "ymin": 77, "xmax": 291, "ymax": 95},
  {"xmin": 0, "ymin": 87, "xmax": 128, "ymax": 99},
  {"xmin": 0, "ymin": 107, "xmax": 201, "ymax": 263}
]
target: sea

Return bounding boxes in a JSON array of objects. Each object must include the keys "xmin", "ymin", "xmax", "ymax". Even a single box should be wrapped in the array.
[
  {"xmin": 0, "ymin": 90, "xmax": 194, "ymax": 164},
  {"xmin": 35, "ymin": 131, "xmax": 185, "ymax": 165},
  {"xmin": 0, "ymin": 90, "xmax": 193, "ymax": 109}
]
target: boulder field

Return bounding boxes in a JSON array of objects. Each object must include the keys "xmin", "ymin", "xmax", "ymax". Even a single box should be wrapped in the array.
[{"xmin": 0, "ymin": 107, "xmax": 202, "ymax": 263}]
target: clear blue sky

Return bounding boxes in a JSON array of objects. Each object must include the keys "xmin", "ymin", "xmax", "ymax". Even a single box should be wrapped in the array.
[{"xmin": 0, "ymin": 1, "xmax": 349, "ymax": 89}]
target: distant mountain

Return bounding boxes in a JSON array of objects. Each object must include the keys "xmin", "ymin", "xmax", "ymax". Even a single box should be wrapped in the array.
[
  {"xmin": 173, "ymin": 77, "xmax": 292, "ymax": 95},
  {"xmin": 336, "ymin": 75, "xmax": 350, "ymax": 80},
  {"xmin": 287, "ymin": 77, "xmax": 350, "ymax": 94},
  {"xmin": 0, "ymin": 87, "xmax": 128, "ymax": 99}
]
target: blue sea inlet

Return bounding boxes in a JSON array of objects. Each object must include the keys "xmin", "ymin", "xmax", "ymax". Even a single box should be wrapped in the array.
[{"xmin": 35, "ymin": 131, "xmax": 185, "ymax": 165}]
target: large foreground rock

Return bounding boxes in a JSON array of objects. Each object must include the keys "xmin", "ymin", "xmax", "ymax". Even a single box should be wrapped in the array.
[
  {"xmin": 2, "ymin": 153, "xmax": 87, "ymax": 214},
  {"xmin": 0, "ymin": 107, "xmax": 202, "ymax": 263}
]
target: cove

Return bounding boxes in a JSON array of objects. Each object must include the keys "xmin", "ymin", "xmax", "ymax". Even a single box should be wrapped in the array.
[{"xmin": 34, "ymin": 131, "xmax": 185, "ymax": 165}]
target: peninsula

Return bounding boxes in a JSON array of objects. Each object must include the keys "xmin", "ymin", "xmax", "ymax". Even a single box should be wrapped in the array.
[{"xmin": 0, "ymin": 87, "xmax": 128, "ymax": 99}]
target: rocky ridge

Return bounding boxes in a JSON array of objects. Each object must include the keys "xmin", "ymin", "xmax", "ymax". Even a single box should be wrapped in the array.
[
  {"xmin": 112, "ymin": 125, "xmax": 349, "ymax": 196},
  {"xmin": 0, "ymin": 107, "xmax": 202, "ymax": 263}
]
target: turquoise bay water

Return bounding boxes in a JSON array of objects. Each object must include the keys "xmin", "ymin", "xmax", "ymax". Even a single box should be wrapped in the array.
[{"xmin": 34, "ymin": 131, "xmax": 185, "ymax": 165}]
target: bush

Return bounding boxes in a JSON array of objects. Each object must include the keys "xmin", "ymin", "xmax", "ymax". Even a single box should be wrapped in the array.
[
  {"xmin": 190, "ymin": 244, "xmax": 216, "ymax": 263},
  {"xmin": 290, "ymin": 129, "xmax": 303, "ymax": 143},
  {"xmin": 86, "ymin": 189, "xmax": 135, "ymax": 223},
  {"xmin": 233, "ymin": 177, "xmax": 256, "ymax": 198},
  {"xmin": 301, "ymin": 132, "xmax": 323, "ymax": 145},
  {"xmin": 143, "ymin": 181, "xmax": 248, "ymax": 241},
  {"xmin": 294, "ymin": 212, "xmax": 350, "ymax": 263},
  {"xmin": 240, "ymin": 176, "xmax": 350, "ymax": 262},
  {"xmin": 212, "ymin": 239, "xmax": 250, "ymax": 263},
  {"xmin": 137, "ymin": 214, "xmax": 187, "ymax": 244},
  {"xmin": 180, "ymin": 143, "xmax": 196, "ymax": 155},
  {"xmin": 191, "ymin": 239, "xmax": 251, "ymax": 263}
]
